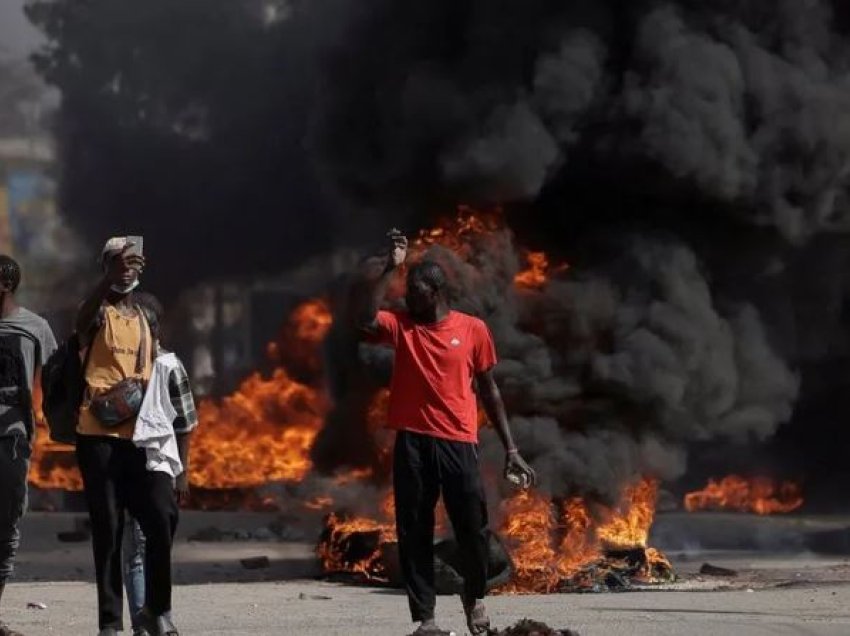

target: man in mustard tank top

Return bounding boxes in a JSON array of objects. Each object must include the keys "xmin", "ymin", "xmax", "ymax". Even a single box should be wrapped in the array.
[{"xmin": 75, "ymin": 238, "xmax": 180, "ymax": 636}]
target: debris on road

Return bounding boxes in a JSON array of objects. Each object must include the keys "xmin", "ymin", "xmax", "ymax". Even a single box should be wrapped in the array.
[
  {"xmin": 298, "ymin": 593, "xmax": 332, "ymax": 600},
  {"xmin": 26, "ymin": 602, "xmax": 48, "ymax": 610},
  {"xmin": 699, "ymin": 563, "xmax": 738, "ymax": 577},
  {"xmin": 494, "ymin": 619, "xmax": 580, "ymax": 635},
  {"xmin": 240, "ymin": 556, "xmax": 271, "ymax": 570}
]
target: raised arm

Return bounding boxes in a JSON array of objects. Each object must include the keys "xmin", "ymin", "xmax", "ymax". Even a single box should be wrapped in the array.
[
  {"xmin": 356, "ymin": 229, "xmax": 408, "ymax": 335},
  {"xmin": 476, "ymin": 368, "xmax": 537, "ymax": 488},
  {"xmin": 76, "ymin": 244, "xmax": 145, "ymax": 340}
]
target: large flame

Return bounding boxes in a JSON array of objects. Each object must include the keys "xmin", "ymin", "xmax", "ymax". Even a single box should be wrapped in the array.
[
  {"xmin": 317, "ymin": 491, "xmax": 397, "ymax": 579},
  {"xmin": 27, "ymin": 209, "xmax": 530, "ymax": 492},
  {"xmin": 28, "ymin": 425, "xmax": 82, "ymax": 491},
  {"xmin": 29, "ymin": 379, "xmax": 83, "ymax": 490},
  {"xmin": 27, "ymin": 207, "xmax": 677, "ymax": 593},
  {"xmin": 499, "ymin": 478, "xmax": 666, "ymax": 593},
  {"xmin": 684, "ymin": 475, "xmax": 804, "ymax": 515},
  {"xmin": 189, "ymin": 369, "xmax": 324, "ymax": 488},
  {"xmin": 411, "ymin": 205, "xmax": 504, "ymax": 254},
  {"xmin": 267, "ymin": 298, "xmax": 333, "ymax": 378},
  {"xmin": 28, "ymin": 299, "xmax": 334, "ymax": 493},
  {"xmin": 316, "ymin": 478, "xmax": 671, "ymax": 592},
  {"xmin": 597, "ymin": 478, "xmax": 658, "ymax": 548}
]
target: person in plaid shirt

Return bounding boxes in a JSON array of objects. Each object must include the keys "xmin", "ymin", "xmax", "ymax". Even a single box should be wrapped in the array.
[{"xmin": 122, "ymin": 292, "xmax": 197, "ymax": 636}]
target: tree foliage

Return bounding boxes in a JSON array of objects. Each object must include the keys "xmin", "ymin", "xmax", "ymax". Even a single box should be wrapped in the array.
[{"xmin": 25, "ymin": 0, "xmax": 329, "ymax": 296}]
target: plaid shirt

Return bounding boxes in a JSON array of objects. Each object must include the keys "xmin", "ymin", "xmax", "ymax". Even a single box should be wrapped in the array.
[{"xmin": 165, "ymin": 354, "xmax": 198, "ymax": 434}]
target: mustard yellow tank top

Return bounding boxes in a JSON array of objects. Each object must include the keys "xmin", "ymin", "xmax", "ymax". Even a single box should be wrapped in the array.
[{"xmin": 77, "ymin": 304, "xmax": 153, "ymax": 439}]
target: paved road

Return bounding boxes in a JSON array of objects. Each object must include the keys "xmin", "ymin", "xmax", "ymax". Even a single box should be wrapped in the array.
[
  {"xmin": 4, "ymin": 578, "xmax": 850, "ymax": 635},
  {"xmin": 6, "ymin": 511, "xmax": 850, "ymax": 635}
]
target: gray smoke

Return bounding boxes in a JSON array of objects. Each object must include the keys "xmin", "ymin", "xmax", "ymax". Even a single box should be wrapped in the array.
[
  {"xmin": 313, "ymin": 0, "xmax": 850, "ymax": 242},
  {"xmin": 619, "ymin": 2, "xmax": 850, "ymax": 240},
  {"xmin": 392, "ymin": 233, "xmax": 798, "ymax": 502},
  {"xmin": 305, "ymin": 0, "xmax": 850, "ymax": 502}
]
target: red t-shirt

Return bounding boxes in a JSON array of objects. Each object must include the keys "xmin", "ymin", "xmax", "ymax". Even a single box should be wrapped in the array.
[{"xmin": 371, "ymin": 309, "xmax": 497, "ymax": 443}]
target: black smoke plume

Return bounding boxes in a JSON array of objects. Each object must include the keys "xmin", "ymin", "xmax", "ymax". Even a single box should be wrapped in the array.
[
  {"xmin": 310, "ymin": 0, "xmax": 850, "ymax": 502},
  {"xmin": 29, "ymin": 0, "xmax": 850, "ymax": 502}
]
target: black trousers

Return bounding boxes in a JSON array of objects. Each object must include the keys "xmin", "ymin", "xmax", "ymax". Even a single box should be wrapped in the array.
[
  {"xmin": 0, "ymin": 435, "xmax": 28, "ymax": 585},
  {"xmin": 393, "ymin": 430, "xmax": 490, "ymax": 623},
  {"xmin": 76, "ymin": 435, "xmax": 178, "ymax": 630}
]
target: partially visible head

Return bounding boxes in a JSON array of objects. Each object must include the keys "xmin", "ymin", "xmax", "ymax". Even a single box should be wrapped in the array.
[
  {"xmin": 134, "ymin": 292, "xmax": 164, "ymax": 341},
  {"xmin": 101, "ymin": 236, "xmax": 139, "ymax": 294},
  {"xmin": 0, "ymin": 255, "xmax": 21, "ymax": 295},
  {"xmin": 405, "ymin": 260, "xmax": 448, "ymax": 320}
]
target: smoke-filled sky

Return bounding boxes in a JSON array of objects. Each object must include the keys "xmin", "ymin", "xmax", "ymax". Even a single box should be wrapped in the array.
[
  {"xmin": 24, "ymin": 0, "xmax": 850, "ymax": 504},
  {"xmin": 307, "ymin": 0, "xmax": 850, "ymax": 504},
  {"xmin": 0, "ymin": 1, "xmax": 41, "ymax": 58}
]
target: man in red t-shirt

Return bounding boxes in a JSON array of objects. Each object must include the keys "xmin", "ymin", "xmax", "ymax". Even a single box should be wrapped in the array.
[{"xmin": 359, "ymin": 230, "xmax": 536, "ymax": 636}]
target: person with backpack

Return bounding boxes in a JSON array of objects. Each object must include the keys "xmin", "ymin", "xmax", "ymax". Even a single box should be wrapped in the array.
[
  {"xmin": 75, "ymin": 238, "xmax": 180, "ymax": 636},
  {"xmin": 121, "ymin": 292, "xmax": 196, "ymax": 636},
  {"xmin": 0, "ymin": 255, "xmax": 58, "ymax": 636}
]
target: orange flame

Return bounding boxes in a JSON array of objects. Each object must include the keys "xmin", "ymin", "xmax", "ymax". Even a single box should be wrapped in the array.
[
  {"xmin": 268, "ymin": 298, "xmax": 333, "ymax": 379},
  {"xmin": 514, "ymin": 252, "xmax": 550, "ymax": 289},
  {"xmin": 28, "ymin": 423, "xmax": 82, "ymax": 491},
  {"xmin": 28, "ymin": 299, "xmax": 333, "ymax": 493},
  {"xmin": 499, "ymin": 490, "xmax": 559, "ymax": 591},
  {"xmin": 411, "ymin": 205, "xmax": 505, "ymax": 255},
  {"xmin": 684, "ymin": 475, "xmax": 804, "ymax": 515},
  {"xmin": 188, "ymin": 299, "xmax": 332, "ymax": 489},
  {"xmin": 189, "ymin": 369, "xmax": 324, "ymax": 488},
  {"xmin": 290, "ymin": 299, "xmax": 334, "ymax": 344},
  {"xmin": 513, "ymin": 252, "xmax": 568, "ymax": 289},
  {"xmin": 597, "ymin": 478, "xmax": 658, "ymax": 548},
  {"xmin": 499, "ymin": 478, "xmax": 665, "ymax": 593},
  {"xmin": 317, "ymin": 491, "xmax": 397, "ymax": 579},
  {"xmin": 28, "ymin": 379, "xmax": 83, "ymax": 491},
  {"xmin": 315, "ymin": 490, "xmax": 468, "ymax": 581}
]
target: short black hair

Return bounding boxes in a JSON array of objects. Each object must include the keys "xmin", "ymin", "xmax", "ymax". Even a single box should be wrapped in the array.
[
  {"xmin": 408, "ymin": 260, "xmax": 448, "ymax": 293},
  {"xmin": 0, "ymin": 255, "xmax": 22, "ymax": 293}
]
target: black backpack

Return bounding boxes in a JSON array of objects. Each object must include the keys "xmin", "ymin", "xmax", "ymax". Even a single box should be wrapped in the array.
[
  {"xmin": 0, "ymin": 331, "xmax": 37, "ymax": 440},
  {"xmin": 42, "ymin": 333, "xmax": 88, "ymax": 445}
]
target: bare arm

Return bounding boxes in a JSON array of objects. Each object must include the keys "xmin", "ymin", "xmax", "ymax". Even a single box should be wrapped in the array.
[
  {"xmin": 176, "ymin": 432, "xmax": 191, "ymax": 474},
  {"xmin": 477, "ymin": 369, "xmax": 517, "ymax": 451},
  {"xmin": 77, "ymin": 244, "xmax": 145, "ymax": 340},
  {"xmin": 477, "ymin": 368, "xmax": 537, "ymax": 486},
  {"xmin": 356, "ymin": 229, "xmax": 408, "ymax": 334},
  {"xmin": 175, "ymin": 432, "xmax": 192, "ymax": 505}
]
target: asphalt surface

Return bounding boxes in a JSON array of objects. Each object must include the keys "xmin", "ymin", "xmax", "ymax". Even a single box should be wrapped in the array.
[
  {"xmin": 4, "ymin": 577, "xmax": 850, "ymax": 635},
  {"xmin": 3, "ymin": 512, "xmax": 850, "ymax": 635}
]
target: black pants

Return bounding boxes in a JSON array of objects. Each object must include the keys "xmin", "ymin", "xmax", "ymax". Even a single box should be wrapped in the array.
[
  {"xmin": 393, "ymin": 431, "xmax": 490, "ymax": 623},
  {"xmin": 76, "ymin": 435, "xmax": 178, "ymax": 630},
  {"xmin": 0, "ymin": 435, "xmax": 28, "ymax": 585}
]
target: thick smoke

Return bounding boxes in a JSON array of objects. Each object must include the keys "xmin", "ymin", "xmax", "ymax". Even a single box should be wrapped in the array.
[
  {"xmin": 305, "ymin": 0, "xmax": 850, "ymax": 503},
  {"xmin": 314, "ymin": 0, "xmax": 850, "ymax": 242},
  {"xmin": 31, "ymin": 1, "xmax": 850, "ymax": 501},
  {"xmin": 386, "ymin": 232, "xmax": 796, "ymax": 502},
  {"xmin": 313, "ymin": 222, "xmax": 799, "ymax": 502}
]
